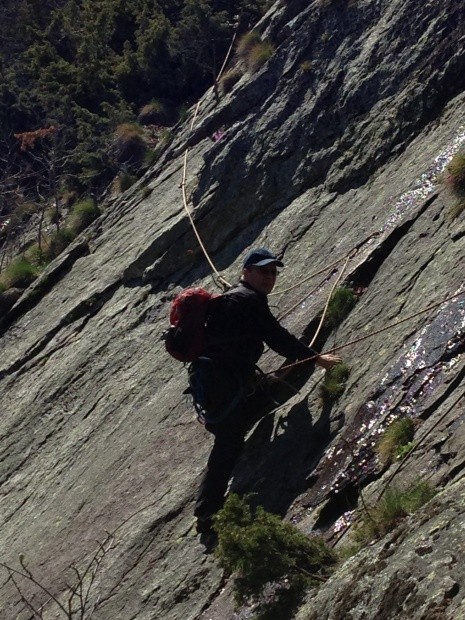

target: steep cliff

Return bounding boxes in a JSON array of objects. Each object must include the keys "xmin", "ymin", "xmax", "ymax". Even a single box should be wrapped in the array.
[{"xmin": 1, "ymin": 0, "xmax": 465, "ymax": 618}]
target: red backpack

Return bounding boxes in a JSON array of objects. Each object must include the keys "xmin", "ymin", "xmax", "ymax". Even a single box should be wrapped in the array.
[{"xmin": 164, "ymin": 288, "xmax": 219, "ymax": 362}]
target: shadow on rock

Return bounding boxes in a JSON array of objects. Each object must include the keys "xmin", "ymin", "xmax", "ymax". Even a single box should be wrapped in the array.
[{"xmin": 230, "ymin": 386, "xmax": 344, "ymax": 517}]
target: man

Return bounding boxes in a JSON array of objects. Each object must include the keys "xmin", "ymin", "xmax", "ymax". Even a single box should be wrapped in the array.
[{"xmin": 189, "ymin": 248, "xmax": 341, "ymax": 537}]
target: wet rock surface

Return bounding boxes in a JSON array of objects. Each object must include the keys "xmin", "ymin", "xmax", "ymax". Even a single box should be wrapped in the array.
[{"xmin": 1, "ymin": 0, "xmax": 465, "ymax": 618}]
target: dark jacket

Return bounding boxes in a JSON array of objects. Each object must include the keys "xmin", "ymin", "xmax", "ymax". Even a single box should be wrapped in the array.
[{"xmin": 201, "ymin": 281, "xmax": 317, "ymax": 372}]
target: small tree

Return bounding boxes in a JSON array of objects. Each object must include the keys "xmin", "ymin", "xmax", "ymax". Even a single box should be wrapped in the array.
[{"xmin": 214, "ymin": 495, "xmax": 336, "ymax": 610}]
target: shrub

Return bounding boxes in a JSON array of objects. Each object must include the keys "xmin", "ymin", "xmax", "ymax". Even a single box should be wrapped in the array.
[
  {"xmin": 236, "ymin": 31, "xmax": 274, "ymax": 73},
  {"xmin": 377, "ymin": 418, "xmax": 415, "ymax": 465},
  {"xmin": 65, "ymin": 198, "xmax": 100, "ymax": 236},
  {"xmin": 214, "ymin": 494, "xmax": 336, "ymax": 607},
  {"xmin": 396, "ymin": 442, "xmax": 414, "ymax": 460},
  {"xmin": 354, "ymin": 482, "xmax": 436, "ymax": 543},
  {"xmin": 323, "ymin": 287, "xmax": 357, "ymax": 330},
  {"xmin": 219, "ymin": 68, "xmax": 243, "ymax": 94},
  {"xmin": 0, "ymin": 256, "xmax": 38, "ymax": 290},
  {"xmin": 320, "ymin": 363, "xmax": 350, "ymax": 402},
  {"xmin": 113, "ymin": 123, "xmax": 147, "ymax": 168},
  {"xmin": 138, "ymin": 100, "xmax": 169, "ymax": 126},
  {"xmin": 245, "ymin": 41, "xmax": 274, "ymax": 73}
]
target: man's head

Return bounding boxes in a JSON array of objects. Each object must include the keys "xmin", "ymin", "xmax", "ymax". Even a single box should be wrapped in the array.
[{"xmin": 241, "ymin": 248, "xmax": 283, "ymax": 295}]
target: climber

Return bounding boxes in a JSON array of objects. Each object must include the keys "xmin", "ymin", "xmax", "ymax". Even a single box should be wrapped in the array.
[{"xmin": 189, "ymin": 247, "xmax": 341, "ymax": 539}]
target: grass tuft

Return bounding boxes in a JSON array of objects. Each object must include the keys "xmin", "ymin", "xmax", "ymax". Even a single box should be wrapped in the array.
[
  {"xmin": 65, "ymin": 198, "xmax": 100, "ymax": 235},
  {"xmin": 323, "ymin": 287, "xmax": 357, "ymax": 330},
  {"xmin": 219, "ymin": 68, "xmax": 243, "ymax": 94},
  {"xmin": 377, "ymin": 418, "xmax": 415, "ymax": 465},
  {"xmin": 138, "ymin": 100, "xmax": 169, "ymax": 126},
  {"xmin": 354, "ymin": 482, "xmax": 436, "ymax": 543},
  {"xmin": 236, "ymin": 31, "xmax": 263, "ymax": 59},
  {"xmin": 245, "ymin": 40, "xmax": 274, "ymax": 72},
  {"xmin": 320, "ymin": 363, "xmax": 350, "ymax": 402},
  {"xmin": 444, "ymin": 152, "xmax": 465, "ymax": 197},
  {"xmin": 0, "ymin": 256, "xmax": 38, "ymax": 290},
  {"xmin": 113, "ymin": 122, "xmax": 147, "ymax": 168},
  {"xmin": 300, "ymin": 60, "xmax": 313, "ymax": 72},
  {"xmin": 236, "ymin": 31, "xmax": 274, "ymax": 73}
]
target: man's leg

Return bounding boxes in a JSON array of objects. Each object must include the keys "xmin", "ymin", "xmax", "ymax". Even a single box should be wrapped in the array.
[{"xmin": 194, "ymin": 425, "xmax": 245, "ymax": 533}]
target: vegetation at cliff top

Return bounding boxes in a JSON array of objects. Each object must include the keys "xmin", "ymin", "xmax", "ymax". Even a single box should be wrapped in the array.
[
  {"xmin": 0, "ymin": 0, "xmax": 269, "ymax": 281},
  {"xmin": 0, "ymin": 0, "xmax": 268, "ymax": 199}
]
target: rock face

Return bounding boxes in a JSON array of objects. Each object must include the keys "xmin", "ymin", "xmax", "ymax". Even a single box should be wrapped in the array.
[{"xmin": 1, "ymin": 0, "xmax": 465, "ymax": 618}]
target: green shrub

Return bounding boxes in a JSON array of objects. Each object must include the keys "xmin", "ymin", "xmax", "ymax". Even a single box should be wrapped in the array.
[
  {"xmin": 65, "ymin": 198, "xmax": 100, "ymax": 236},
  {"xmin": 320, "ymin": 363, "xmax": 350, "ymax": 402},
  {"xmin": 214, "ymin": 495, "xmax": 336, "ymax": 606},
  {"xmin": 354, "ymin": 482, "xmax": 436, "ymax": 543},
  {"xmin": 0, "ymin": 256, "xmax": 38, "ymax": 290},
  {"xmin": 24, "ymin": 243, "xmax": 48, "ymax": 268},
  {"xmin": 377, "ymin": 418, "xmax": 415, "ymax": 465},
  {"xmin": 44, "ymin": 229, "xmax": 77, "ymax": 260},
  {"xmin": 219, "ymin": 68, "xmax": 243, "ymax": 94},
  {"xmin": 323, "ymin": 287, "xmax": 357, "ymax": 330},
  {"xmin": 396, "ymin": 441, "xmax": 414, "ymax": 460}
]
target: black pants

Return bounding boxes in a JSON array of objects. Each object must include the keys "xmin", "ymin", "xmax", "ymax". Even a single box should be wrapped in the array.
[{"xmin": 190, "ymin": 360, "xmax": 269, "ymax": 524}]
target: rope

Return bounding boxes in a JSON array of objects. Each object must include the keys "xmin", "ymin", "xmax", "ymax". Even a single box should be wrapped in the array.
[
  {"xmin": 270, "ymin": 254, "xmax": 351, "ymax": 297},
  {"xmin": 217, "ymin": 20, "xmax": 239, "ymax": 82},
  {"xmin": 309, "ymin": 253, "xmax": 351, "ymax": 349},
  {"xmin": 180, "ymin": 28, "xmax": 238, "ymax": 291},
  {"xmin": 268, "ymin": 289, "xmax": 465, "ymax": 375}
]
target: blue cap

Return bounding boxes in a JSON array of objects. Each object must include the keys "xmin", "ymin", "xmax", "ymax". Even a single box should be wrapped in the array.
[{"xmin": 243, "ymin": 248, "xmax": 284, "ymax": 268}]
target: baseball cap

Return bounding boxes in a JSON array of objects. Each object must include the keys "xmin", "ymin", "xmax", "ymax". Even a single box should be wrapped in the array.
[{"xmin": 242, "ymin": 247, "xmax": 284, "ymax": 269}]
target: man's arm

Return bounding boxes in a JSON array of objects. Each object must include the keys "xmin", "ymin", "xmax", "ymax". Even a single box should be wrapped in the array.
[{"xmin": 258, "ymin": 298, "xmax": 341, "ymax": 368}]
